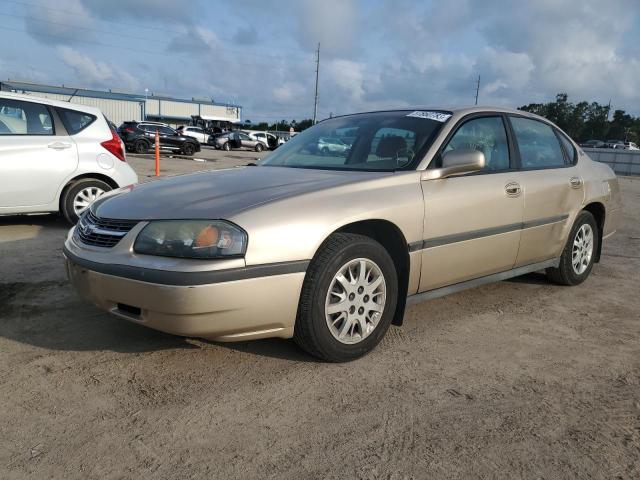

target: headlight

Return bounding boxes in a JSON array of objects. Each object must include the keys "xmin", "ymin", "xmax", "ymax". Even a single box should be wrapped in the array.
[{"xmin": 134, "ymin": 220, "xmax": 247, "ymax": 259}]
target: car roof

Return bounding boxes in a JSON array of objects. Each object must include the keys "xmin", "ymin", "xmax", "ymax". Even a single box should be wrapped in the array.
[
  {"xmin": 328, "ymin": 105, "xmax": 549, "ymax": 123},
  {"xmin": 0, "ymin": 90, "xmax": 103, "ymax": 115}
]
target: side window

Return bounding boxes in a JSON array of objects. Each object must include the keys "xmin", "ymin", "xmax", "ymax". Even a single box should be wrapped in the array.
[
  {"xmin": 442, "ymin": 116, "xmax": 510, "ymax": 171},
  {"xmin": 0, "ymin": 98, "xmax": 53, "ymax": 135},
  {"xmin": 557, "ymin": 131, "xmax": 576, "ymax": 165},
  {"xmin": 159, "ymin": 126, "xmax": 175, "ymax": 135},
  {"xmin": 239, "ymin": 133, "xmax": 251, "ymax": 140},
  {"xmin": 510, "ymin": 117, "xmax": 566, "ymax": 169},
  {"xmin": 56, "ymin": 108, "xmax": 96, "ymax": 135}
]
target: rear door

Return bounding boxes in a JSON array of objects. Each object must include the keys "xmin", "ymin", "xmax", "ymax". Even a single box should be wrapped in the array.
[
  {"xmin": 158, "ymin": 125, "xmax": 181, "ymax": 148},
  {"xmin": 0, "ymin": 97, "xmax": 78, "ymax": 210},
  {"xmin": 419, "ymin": 115, "xmax": 524, "ymax": 291},
  {"xmin": 508, "ymin": 116, "xmax": 584, "ymax": 266}
]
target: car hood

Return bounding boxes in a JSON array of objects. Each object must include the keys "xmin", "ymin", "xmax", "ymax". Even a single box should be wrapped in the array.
[{"xmin": 93, "ymin": 166, "xmax": 391, "ymax": 220}]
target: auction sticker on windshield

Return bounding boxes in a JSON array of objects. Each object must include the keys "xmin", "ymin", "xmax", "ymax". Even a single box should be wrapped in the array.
[{"xmin": 406, "ymin": 111, "xmax": 452, "ymax": 122}]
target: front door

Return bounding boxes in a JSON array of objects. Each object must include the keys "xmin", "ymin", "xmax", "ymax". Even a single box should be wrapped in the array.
[
  {"xmin": 419, "ymin": 115, "xmax": 524, "ymax": 291},
  {"xmin": 507, "ymin": 116, "xmax": 585, "ymax": 266},
  {"xmin": 0, "ymin": 98, "xmax": 78, "ymax": 210}
]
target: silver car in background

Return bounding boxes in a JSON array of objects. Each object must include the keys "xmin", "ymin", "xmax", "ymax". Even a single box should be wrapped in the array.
[
  {"xmin": 64, "ymin": 107, "xmax": 621, "ymax": 362},
  {"xmin": 0, "ymin": 92, "xmax": 138, "ymax": 223}
]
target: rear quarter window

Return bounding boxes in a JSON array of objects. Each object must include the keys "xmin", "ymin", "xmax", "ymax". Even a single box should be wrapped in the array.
[{"xmin": 56, "ymin": 108, "xmax": 96, "ymax": 135}]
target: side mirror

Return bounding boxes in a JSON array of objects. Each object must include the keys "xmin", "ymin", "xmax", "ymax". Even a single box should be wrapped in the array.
[{"xmin": 422, "ymin": 149, "xmax": 485, "ymax": 180}]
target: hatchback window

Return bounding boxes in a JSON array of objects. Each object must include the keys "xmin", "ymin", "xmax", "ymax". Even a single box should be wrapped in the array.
[
  {"xmin": 0, "ymin": 99, "xmax": 53, "ymax": 135},
  {"xmin": 442, "ymin": 116, "xmax": 510, "ymax": 171},
  {"xmin": 56, "ymin": 107, "xmax": 96, "ymax": 135},
  {"xmin": 510, "ymin": 117, "xmax": 566, "ymax": 169}
]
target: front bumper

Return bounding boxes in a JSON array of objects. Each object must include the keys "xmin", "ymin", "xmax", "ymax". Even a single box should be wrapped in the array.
[{"xmin": 64, "ymin": 246, "xmax": 307, "ymax": 342}]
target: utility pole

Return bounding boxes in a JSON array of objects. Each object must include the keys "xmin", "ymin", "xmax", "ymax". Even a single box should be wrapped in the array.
[
  {"xmin": 474, "ymin": 75, "xmax": 480, "ymax": 105},
  {"xmin": 313, "ymin": 42, "xmax": 320, "ymax": 124}
]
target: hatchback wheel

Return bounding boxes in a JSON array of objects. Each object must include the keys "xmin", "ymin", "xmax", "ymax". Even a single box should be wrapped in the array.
[
  {"xmin": 255, "ymin": 143, "xmax": 264, "ymax": 152},
  {"xmin": 294, "ymin": 233, "xmax": 398, "ymax": 362},
  {"xmin": 61, "ymin": 178, "xmax": 112, "ymax": 224},
  {"xmin": 546, "ymin": 210, "xmax": 598, "ymax": 285}
]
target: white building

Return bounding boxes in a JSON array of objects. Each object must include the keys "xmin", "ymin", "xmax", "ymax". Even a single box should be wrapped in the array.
[{"xmin": 0, "ymin": 80, "xmax": 242, "ymax": 128}]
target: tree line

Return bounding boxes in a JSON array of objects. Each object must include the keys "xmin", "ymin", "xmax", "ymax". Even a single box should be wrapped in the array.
[
  {"xmin": 244, "ymin": 94, "xmax": 640, "ymax": 144},
  {"xmin": 519, "ymin": 93, "xmax": 639, "ymax": 143}
]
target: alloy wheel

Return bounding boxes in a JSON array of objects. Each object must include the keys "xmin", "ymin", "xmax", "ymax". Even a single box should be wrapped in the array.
[
  {"xmin": 572, "ymin": 223, "xmax": 594, "ymax": 275},
  {"xmin": 325, "ymin": 258, "xmax": 386, "ymax": 345}
]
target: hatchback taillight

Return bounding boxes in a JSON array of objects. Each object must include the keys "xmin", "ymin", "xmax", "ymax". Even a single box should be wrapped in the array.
[{"xmin": 101, "ymin": 128, "xmax": 126, "ymax": 162}]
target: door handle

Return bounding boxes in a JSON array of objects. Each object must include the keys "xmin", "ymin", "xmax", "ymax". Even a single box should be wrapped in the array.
[
  {"xmin": 505, "ymin": 182, "xmax": 522, "ymax": 197},
  {"xmin": 569, "ymin": 176, "xmax": 583, "ymax": 189},
  {"xmin": 47, "ymin": 142, "xmax": 72, "ymax": 150}
]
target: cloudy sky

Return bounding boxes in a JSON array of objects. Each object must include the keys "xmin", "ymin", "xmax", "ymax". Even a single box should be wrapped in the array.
[{"xmin": 1, "ymin": 0, "xmax": 639, "ymax": 121}]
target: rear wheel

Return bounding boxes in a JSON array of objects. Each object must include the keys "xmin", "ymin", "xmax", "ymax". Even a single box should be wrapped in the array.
[
  {"xmin": 546, "ymin": 210, "xmax": 598, "ymax": 285},
  {"xmin": 134, "ymin": 140, "xmax": 148, "ymax": 154},
  {"xmin": 61, "ymin": 178, "xmax": 112, "ymax": 224},
  {"xmin": 294, "ymin": 233, "xmax": 398, "ymax": 362}
]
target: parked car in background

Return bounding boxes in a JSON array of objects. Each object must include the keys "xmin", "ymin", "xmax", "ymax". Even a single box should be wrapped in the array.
[
  {"xmin": 119, "ymin": 121, "xmax": 200, "ymax": 156},
  {"xmin": 624, "ymin": 141, "xmax": 639, "ymax": 150},
  {"xmin": 243, "ymin": 130, "xmax": 279, "ymax": 150},
  {"xmin": 0, "ymin": 92, "xmax": 138, "ymax": 223},
  {"xmin": 580, "ymin": 140, "xmax": 606, "ymax": 149},
  {"xmin": 210, "ymin": 131, "xmax": 265, "ymax": 151},
  {"xmin": 176, "ymin": 125, "xmax": 209, "ymax": 144},
  {"xmin": 64, "ymin": 107, "xmax": 620, "ymax": 361},
  {"xmin": 605, "ymin": 140, "xmax": 626, "ymax": 149},
  {"xmin": 317, "ymin": 136, "xmax": 349, "ymax": 154}
]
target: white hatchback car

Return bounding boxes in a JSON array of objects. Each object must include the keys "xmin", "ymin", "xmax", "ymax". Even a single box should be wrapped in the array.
[{"xmin": 0, "ymin": 92, "xmax": 138, "ymax": 223}]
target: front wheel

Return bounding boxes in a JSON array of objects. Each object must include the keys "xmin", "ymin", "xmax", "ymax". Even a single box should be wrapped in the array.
[
  {"xmin": 294, "ymin": 233, "xmax": 398, "ymax": 362},
  {"xmin": 182, "ymin": 143, "xmax": 195, "ymax": 156},
  {"xmin": 61, "ymin": 178, "xmax": 112, "ymax": 224},
  {"xmin": 546, "ymin": 210, "xmax": 598, "ymax": 286},
  {"xmin": 255, "ymin": 142, "xmax": 264, "ymax": 152},
  {"xmin": 223, "ymin": 142, "xmax": 231, "ymax": 151}
]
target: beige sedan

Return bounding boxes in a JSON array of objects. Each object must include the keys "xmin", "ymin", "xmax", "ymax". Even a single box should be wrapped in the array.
[{"xmin": 64, "ymin": 107, "xmax": 621, "ymax": 362}]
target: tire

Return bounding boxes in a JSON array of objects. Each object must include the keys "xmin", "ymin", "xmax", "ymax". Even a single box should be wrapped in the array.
[
  {"xmin": 61, "ymin": 178, "xmax": 112, "ymax": 224},
  {"xmin": 294, "ymin": 233, "xmax": 398, "ymax": 362},
  {"xmin": 134, "ymin": 140, "xmax": 148, "ymax": 154},
  {"xmin": 223, "ymin": 142, "xmax": 231, "ymax": 151},
  {"xmin": 255, "ymin": 143, "xmax": 264, "ymax": 152},
  {"xmin": 322, "ymin": 147, "xmax": 330, "ymax": 155},
  {"xmin": 182, "ymin": 143, "xmax": 196, "ymax": 156},
  {"xmin": 546, "ymin": 210, "xmax": 599, "ymax": 286}
]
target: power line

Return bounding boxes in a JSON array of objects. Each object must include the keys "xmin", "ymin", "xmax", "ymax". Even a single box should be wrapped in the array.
[
  {"xmin": 0, "ymin": 0, "xmax": 313, "ymax": 59},
  {"xmin": 0, "ymin": 11, "xmax": 315, "ymax": 63},
  {"xmin": 0, "ymin": 24, "xmax": 314, "ymax": 71}
]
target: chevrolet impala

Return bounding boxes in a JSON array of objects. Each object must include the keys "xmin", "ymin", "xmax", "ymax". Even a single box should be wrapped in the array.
[{"xmin": 64, "ymin": 107, "xmax": 621, "ymax": 362}]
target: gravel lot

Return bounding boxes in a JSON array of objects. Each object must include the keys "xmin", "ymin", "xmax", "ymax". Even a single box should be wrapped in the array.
[{"xmin": 1, "ymin": 151, "xmax": 639, "ymax": 479}]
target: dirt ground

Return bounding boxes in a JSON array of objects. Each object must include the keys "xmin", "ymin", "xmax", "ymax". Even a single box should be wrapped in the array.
[{"xmin": 1, "ymin": 153, "xmax": 639, "ymax": 479}]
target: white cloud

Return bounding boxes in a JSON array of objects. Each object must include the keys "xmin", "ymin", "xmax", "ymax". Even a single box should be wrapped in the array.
[{"xmin": 57, "ymin": 47, "xmax": 139, "ymax": 91}]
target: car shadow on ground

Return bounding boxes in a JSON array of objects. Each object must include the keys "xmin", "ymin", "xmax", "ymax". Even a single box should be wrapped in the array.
[
  {"xmin": 1, "ymin": 275, "xmax": 316, "ymax": 360},
  {"xmin": 210, "ymin": 338, "xmax": 321, "ymax": 363},
  {"xmin": 505, "ymin": 272, "xmax": 553, "ymax": 285}
]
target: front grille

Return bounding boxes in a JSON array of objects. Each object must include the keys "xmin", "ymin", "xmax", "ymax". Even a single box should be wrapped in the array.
[{"xmin": 75, "ymin": 210, "xmax": 139, "ymax": 248}]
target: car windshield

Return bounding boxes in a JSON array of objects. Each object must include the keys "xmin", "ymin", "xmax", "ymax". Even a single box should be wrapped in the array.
[{"xmin": 259, "ymin": 111, "xmax": 450, "ymax": 171}]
